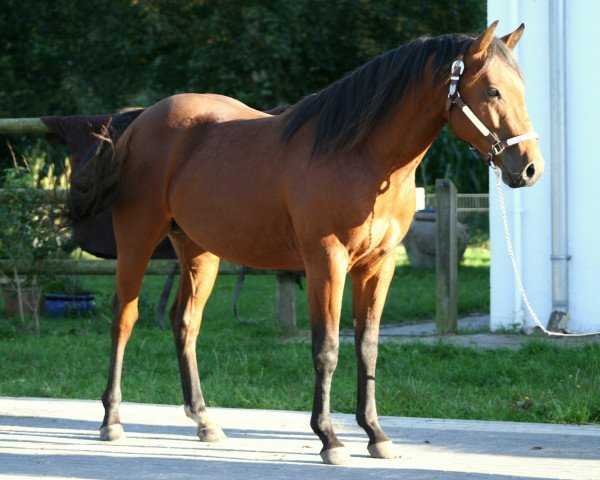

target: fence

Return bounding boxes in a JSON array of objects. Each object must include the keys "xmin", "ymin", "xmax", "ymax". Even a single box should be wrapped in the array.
[
  {"xmin": 425, "ymin": 193, "xmax": 489, "ymax": 215},
  {"xmin": 0, "ymin": 256, "xmax": 299, "ymax": 332}
]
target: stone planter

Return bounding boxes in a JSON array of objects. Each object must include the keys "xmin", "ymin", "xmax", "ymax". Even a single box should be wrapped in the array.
[
  {"xmin": 402, "ymin": 209, "xmax": 470, "ymax": 269},
  {"xmin": 1, "ymin": 282, "xmax": 41, "ymax": 317},
  {"xmin": 44, "ymin": 294, "xmax": 96, "ymax": 317}
]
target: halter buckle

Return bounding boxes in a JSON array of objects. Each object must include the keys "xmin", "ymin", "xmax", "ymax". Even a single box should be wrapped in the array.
[
  {"xmin": 448, "ymin": 59, "xmax": 465, "ymax": 98},
  {"xmin": 450, "ymin": 60, "xmax": 465, "ymax": 76},
  {"xmin": 491, "ymin": 140, "xmax": 505, "ymax": 156}
]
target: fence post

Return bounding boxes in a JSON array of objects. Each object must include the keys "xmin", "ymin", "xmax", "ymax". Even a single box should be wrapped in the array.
[
  {"xmin": 275, "ymin": 272, "xmax": 296, "ymax": 334},
  {"xmin": 435, "ymin": 179, "xmax": 457, "ymax": 334}
]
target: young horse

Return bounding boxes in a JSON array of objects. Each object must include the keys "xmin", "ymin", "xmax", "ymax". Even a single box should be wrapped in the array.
[{"xmin": 68, "ymin": 22, "xmax": 543, "ymax": 465}]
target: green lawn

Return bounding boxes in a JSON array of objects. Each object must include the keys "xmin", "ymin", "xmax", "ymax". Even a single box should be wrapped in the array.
[{"xmin": 1, "ymin": 247, "xmax": 599, "ymax": 425}]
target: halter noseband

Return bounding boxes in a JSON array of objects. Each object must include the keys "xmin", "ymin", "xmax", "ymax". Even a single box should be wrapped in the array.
[{"xmin": 446, "ymin": 58, "xmax": 538, "ymax": 164}]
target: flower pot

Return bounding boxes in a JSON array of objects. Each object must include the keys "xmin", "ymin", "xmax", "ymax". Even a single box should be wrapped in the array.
[{"xmin": 44, "ymin": 294, "xmax": 96, "ymax": 317}]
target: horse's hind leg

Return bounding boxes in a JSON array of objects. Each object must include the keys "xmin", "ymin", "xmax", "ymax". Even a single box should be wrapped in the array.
[
  {"xmin": 350, "ymin": 253, "xmax": 400, "ymax": 459},
  {"xmin": 168, "ymin": 232, "xmax": 226, "ymax": 442},
  {"xmin": 100, "ymin": 215, "xmax": 169, "ymax": 441}
]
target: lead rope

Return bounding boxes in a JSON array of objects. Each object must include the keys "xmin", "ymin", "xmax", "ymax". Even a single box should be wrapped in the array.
[{"xmin": 493, "ymin": 166, "xmax": 600, "ymax": 337}]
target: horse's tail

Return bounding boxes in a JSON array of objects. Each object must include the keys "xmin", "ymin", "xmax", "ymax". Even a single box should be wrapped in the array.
[{"xmin": 64, "ymin": 108, "xmax": 145, "ymax": 227}]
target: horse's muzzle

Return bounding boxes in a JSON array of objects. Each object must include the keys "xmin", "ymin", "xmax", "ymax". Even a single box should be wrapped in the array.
[{"xmin": 502, "ymin": 153, "xmax": 544, "ymax": 188}]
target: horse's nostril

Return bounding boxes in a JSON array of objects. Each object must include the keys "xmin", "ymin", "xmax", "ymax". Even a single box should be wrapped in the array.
[{"xmin": 525, "ymin": 163, "xmax": 535, "ymax": 180}]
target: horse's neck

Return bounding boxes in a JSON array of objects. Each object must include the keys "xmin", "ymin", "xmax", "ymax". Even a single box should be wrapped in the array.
[{"xmin": 367, "ymin": 77, "xmax": 447, "ymax": 178}]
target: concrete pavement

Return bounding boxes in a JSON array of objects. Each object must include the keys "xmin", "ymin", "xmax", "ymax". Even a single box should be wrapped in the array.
[{"xmin": 1, "ymin": 397, "xmax": 599, "ymax": 480}]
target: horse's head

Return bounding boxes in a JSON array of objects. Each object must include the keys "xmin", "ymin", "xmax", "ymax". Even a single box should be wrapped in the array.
[{"xmin": 448, "ymin": 22, "xmax": 544, "ymax": 188}]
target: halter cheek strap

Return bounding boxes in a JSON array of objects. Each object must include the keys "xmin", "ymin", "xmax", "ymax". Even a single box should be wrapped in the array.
[{"xmin": 446, "ymin": 58, "xmax": 538, "ymax": 163}]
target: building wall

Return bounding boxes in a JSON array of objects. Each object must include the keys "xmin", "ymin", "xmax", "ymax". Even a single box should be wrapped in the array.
[
  {"xmin": 488, "ymin": 0, "xmax": 600, "ymax": 333},
  {"xmin": 564, "ymin": 0, "xmax": 600, "ymax": 332}
]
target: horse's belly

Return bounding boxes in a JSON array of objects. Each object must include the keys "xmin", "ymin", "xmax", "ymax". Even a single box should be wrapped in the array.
[
  {"xmin": 172, "ymin": 200, "xmax": 304, "ymax": 270},
  {"xmin": 188, "ymin": 223, "xmax": 304, "ymax": 270}
]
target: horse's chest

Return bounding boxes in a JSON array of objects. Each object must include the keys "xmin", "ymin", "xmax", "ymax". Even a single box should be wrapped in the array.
[
  {"xmin": 346, "ymin": 189, "xmax": 415, "ymax": 266},
  {"xmin": 346, "ymin": 216, "xmax": 404, "ymax": 267}
]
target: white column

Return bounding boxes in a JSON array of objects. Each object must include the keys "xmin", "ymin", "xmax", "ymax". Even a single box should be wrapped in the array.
[{"xmin": 488, "ymin": 0, "xmax": 553, "ymax": 331}]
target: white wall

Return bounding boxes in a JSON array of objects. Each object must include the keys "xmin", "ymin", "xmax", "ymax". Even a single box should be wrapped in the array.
[
  {"xmin": 564, "ymin": 0, "xmax": 600, "ymax": 332},
  {"xmin": 488, "ymin": 0, "xmax": 600, "ymax": 333}
]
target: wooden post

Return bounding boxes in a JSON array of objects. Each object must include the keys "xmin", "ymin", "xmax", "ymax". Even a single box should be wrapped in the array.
[
  {"xmin": 435, "ymin": 179, "xmax": 457, "ymax": 334},
  {"xmin": 275, "ymin": 272, "xmax": 296, "ymax": 334}
]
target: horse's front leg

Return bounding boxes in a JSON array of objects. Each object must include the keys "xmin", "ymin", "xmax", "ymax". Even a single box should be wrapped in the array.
[
  {"xmin": 350, "ymin": 252, "xmax": 401, "ymax": 459},
  {"xmin": 305, "ymin": 249, "xmax": 350, "ymax": 465}
]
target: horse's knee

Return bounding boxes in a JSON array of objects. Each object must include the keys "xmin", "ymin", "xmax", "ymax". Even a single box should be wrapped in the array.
[{"xmin": 312, "ymin": 336, "xmax": 339, "ymax": 374}]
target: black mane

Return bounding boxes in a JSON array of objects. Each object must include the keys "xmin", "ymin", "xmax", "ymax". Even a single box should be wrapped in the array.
[{"xmin": 282, "ymin": 34, "xmax": 518, "ymax": 156}]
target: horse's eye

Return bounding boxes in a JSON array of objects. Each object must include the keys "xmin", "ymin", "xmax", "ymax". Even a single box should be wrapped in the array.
[{"xmin": 487, "ymin": 87, "xmax": 501, "ymax": 98}]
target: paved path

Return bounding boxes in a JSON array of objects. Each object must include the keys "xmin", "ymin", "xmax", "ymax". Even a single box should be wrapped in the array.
[
  {"xmin": 339, "ymin": 314, "xmax": 600, "ymax": 349},
  {"xmin": 1, "ymin": 397, "xmax": 599, "ymax": 480}
]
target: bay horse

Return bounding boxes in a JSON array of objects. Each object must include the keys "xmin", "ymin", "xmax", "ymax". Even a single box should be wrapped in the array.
[{"xmin": 67, "ymin": 22, "xmax": 543, "ymax": 465}]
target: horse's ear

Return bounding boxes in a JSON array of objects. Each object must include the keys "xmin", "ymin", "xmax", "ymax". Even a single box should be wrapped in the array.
[
  {"xmin": 500, "ymin": 23, "xmax": 525, "ymax": 50},
  {"xmin": 468, "ymin": 21, "xmax": 499, "ymax": 58}
]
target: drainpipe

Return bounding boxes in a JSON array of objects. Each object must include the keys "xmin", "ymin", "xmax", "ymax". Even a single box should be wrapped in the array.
[{"xmin": 549, "ymin": 0, "xmax": 570, "ymax": 329}]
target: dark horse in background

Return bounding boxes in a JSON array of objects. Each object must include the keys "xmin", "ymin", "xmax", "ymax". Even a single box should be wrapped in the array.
[{"xmin": 67, "ymin": 22, "xmax": 543, "ymax": 465}]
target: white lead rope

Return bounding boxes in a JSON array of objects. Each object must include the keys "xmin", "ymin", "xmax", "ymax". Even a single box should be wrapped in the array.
[{"xmin": 493, "ymin": 166, "xmax": 600, "ymax": 337}]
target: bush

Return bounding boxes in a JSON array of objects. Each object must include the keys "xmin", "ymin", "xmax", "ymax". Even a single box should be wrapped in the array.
[{"xmin": 0, "ymin": 163, "xmax": 68, "ymax": 333}]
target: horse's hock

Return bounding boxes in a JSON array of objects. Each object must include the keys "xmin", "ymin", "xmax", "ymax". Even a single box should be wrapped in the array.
[{"xmin": 403, "ymin": 210, "xmax": 469, "ymax": 269}]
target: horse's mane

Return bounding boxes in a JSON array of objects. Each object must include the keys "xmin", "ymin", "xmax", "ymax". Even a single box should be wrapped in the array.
[{"xmin": 282, "ymin": 34, "xmax": 520, "ymax": 156}]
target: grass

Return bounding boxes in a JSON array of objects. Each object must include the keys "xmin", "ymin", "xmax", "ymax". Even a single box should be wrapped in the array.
[{"xmin": 1, "ymin": 246, "xmax": 599, "ymax": 425}]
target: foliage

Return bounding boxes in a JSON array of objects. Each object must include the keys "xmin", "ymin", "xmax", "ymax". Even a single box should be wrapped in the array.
[
  {"xmin": 0, "ymin": 0, "xmax": 487, "ymax": 191},
  {"xmin": 0, "ymin": 162, "xmax": 68, "ymax": 333}
]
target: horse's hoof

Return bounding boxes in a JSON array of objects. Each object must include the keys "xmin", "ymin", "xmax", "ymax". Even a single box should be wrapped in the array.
[
  {"xmin": 368, "ymin": 440, "xmax": 401, "ymax": 459},
  {"xmin": 197, "ymin": 424, "xmax": 227, "ymax": 443},
  {"xmin": 320, "ymin": 446, "xmax": 352, "ymax": 465},
  {"xmin": 99, "ymin": 424, "xmax": 125, "ymax": 441}
]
